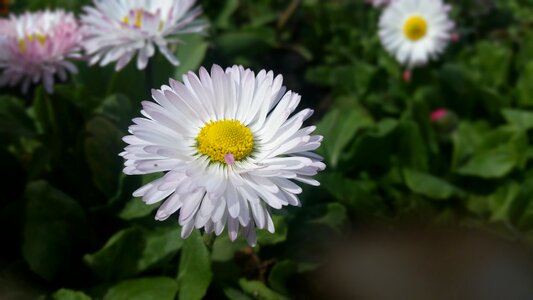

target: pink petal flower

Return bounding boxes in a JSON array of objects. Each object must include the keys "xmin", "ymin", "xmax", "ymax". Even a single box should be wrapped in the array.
[
  {"xmin": 0, "ymin": 10, "xmax": 81, "ymax": 93},
  {"xmin": 80, "ymin": 0, "xmax": 208, "ymax": 71}
]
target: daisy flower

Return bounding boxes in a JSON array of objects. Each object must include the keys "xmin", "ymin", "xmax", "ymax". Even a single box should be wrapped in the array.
[
  {"xmin": 120, "ymin": 65, "xmax": 325, "ymax": 246},
  {"xmin": 81, "ymin": 0, "xmax": 208, "ymax": 71},
  {"xmin": 0, "ymin": 10, "xmax": 81, "ymax": 93},
  {"xmin": 378, "ymin": 0, "xmax": 455, "ymax": 67}
]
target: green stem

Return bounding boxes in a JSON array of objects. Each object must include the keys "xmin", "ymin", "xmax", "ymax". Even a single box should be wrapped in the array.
[
  {"xmin": 145, "ymin": 59, "xmax": 154, "ymax": 92},
  {"xmin": 202, "ymin": 232, "xmax": 216, "ymax": 251}
]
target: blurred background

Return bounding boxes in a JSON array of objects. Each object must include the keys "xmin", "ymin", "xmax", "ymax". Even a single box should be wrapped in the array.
[{"xmin": 2, "ymin": 0, "xmax": 533, "ymax": 299}]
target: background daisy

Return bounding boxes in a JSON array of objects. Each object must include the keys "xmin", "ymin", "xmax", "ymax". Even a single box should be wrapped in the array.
[
  {"xmin": 81, "ymin": 0, "xmax": 208, "ymax": 71},
  {"xmin": 379, "ymin": 0, "xmax": 455, "ymax": 67},
  {"xmin": 0, "ymin": 10, "xmax": 81, "ymax": 93}
]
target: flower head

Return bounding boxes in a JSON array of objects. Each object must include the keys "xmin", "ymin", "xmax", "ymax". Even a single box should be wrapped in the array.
[
  {"xmin": 81, "ymin": 0, "xmax": 208, "ymax": 71},
  {"xmin": 120, "ymin": 65, "xmax": 325, "ymax": 245},
  {"xmin": 379, "ymin": 0, "xmax": 455, "ymax": 67},
  {"xmin": 430, "ymin": 107, "xmax": 448, "ymax": 122},
  {"xmin": 430, "ymin": 107, "xmax": 458, "ymax": 134},
  {"xmin": 0, "ymin": 10, "xmax": 81, "ymax": 93}
]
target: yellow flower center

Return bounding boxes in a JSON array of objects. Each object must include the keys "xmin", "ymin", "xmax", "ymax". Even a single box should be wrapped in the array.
[
  {"xmin": 18, "ymin": 33, "xmax": 47, "ymax": 53},
  {"xmin": 403, "ymin": 15, "xmax": 428, "ymax": 41},
  {"xmin": 196, "ymin": 119, "xmax": 254, "ymax": 164},
  {"xmin": 122, "ymin": 10, "xmax": 143, "ymax": 28}
]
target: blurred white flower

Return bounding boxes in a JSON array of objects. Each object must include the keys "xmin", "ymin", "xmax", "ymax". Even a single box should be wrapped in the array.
[
  {"xmin": 81, "ymin": 0, "xmax": 207, "ymax": 71},
  {"xmin": 0, "ymin": 10, "xmax": 81, "ymax": 93},
  {"xmin": 379, "ymin": 0, "xmax": 454, "ymax": 67},
  {"xmin": 120, "ymin": 65, "xmax": 325, "ymax": 246}
]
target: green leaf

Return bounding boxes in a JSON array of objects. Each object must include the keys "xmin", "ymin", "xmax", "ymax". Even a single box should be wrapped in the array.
[
  {"xmin": 463, "ymin": 41, "xmax": 511, "ymax": 88},
  {"xmin": 308, "ymin": 203, "xmax": 347, "ymax": 232},
  {"xmin": 32, "ymin": 87, "xmax": 56, "ymax": 135},
  {"xmin": 506, "ymin": 175, "xmax": 533, "ymax": 230},
  {"xmin": 403, "ymin": 169, "xmax": 461, "ymax": 200},
  {"xmin": 451, "ymin": 121, "xmax": 490, "ymax": 170},
  {"xmin": 94, "ymin": 94, "xmax": 133, "ymax": 128},
  {"xmin": 137, "ymin": 227, "xmax": 184, "ymax": 273},
  {"xmin": 502, "ymin": 109, "xmax": 533, "ymax": 130},
  {"xmin": 349, "ymin": 118, "xmax": 398, "ymax": 169},
  {"xmin": 256, "ymin": 215, "xmax": 288, "ymax": 245},
  {"xmin": 457, "ymin": 148, "xmax": 516, "ymax": 178},
  {"xmin": 214, "ymin": 0, "xmax": 239, "ymax": 28},
  {"xmin": 517, "ymin": 61, "xmax": 533, "ymax": 107},
  {"xmin": 84, "ymin": 228, "xmax": 145, "ymax": 281},
  {"xmin": 268, "ymin": 260, "xmax": 298, "ymax": 294},
  {"xmin": 118, "ymin": 198, "xmax": 158, "ymax": 220},
  {"xmin": 456, "ymin": 126, "xmax": 528, "ymax": 178},
  {"xmin": 222, "ymin": 286, "xmax": 253, "ymax": 300},
  {"xmin": 0, "ymin": 96, "xmax": 36, "ymax": 141},
  {"xmin": 22, "ymin": 181, "xmax": 88, "ymax": 280},
  {"xmin": 173, "ymin": 34, "xmax": 209, "ymax": 79},
  {"xmin": 215, "ymin": 28, "xmax": 277, "ymax": 57},
  {"xmin": 315, "ymin": 107, "xmax": 374, "ymax": 167},
  {"xmin": 85, "ymin": 116, "xmax": 124, "ymax": 198},
  {"xmin": 118, "ymin": 173, "xmax": 163, "ymax": 220},
  {"xmin": 397, "ymin": 118, "xmax": 428, "ymax": 171},
  {"xmin": 238, "ymin": 279, "xmax": 289, "ymax": 300},
  {"xmin": 438, "ymin": 64, "xmax": 477, "ymax": 97},
  {"xmin": 52, "ymin": 289, "xmax": 92, "ymax": 300},
  {"xmin": 211, "ymin": 235, "xmax": 248, "ymax": 262},
  {"xmin": 319, "ymin": 173, "xmax": 383, "ymax": 214},
  {"xmin": 489, "ymin": 182, "xmax": 521, "ymax": 222},
  {"xmin": 177, "ymin": 230, "xmax": 212, "ymax": 300},
  {"xmin": 103, "ymin": 277, "xmax": 178, "ymax": 300}
]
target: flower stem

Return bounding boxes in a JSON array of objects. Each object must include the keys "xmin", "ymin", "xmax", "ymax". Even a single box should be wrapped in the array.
[
  {"xmin": 202, "ymin": 232, "xmax": 216, "ymax": 251},
  {"xmin": 145, "ymin": 59, "xmax": 153, "ymax": 91}
]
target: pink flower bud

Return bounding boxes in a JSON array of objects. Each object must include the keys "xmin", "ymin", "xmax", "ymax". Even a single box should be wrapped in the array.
[
  {"xmin": 403, "ymin": 69, "xmax": 412, "ymax": 82},
  {"xmin": 450, "ymin": 32, "xmax": 460, "ymax": 43},
  {"xmin": 224, "ymin": 153, "xmax": 235, "ymax": 165},
  {"xmin": 430, "ymin": 108, "xmax": 448, "ymax": 122}
]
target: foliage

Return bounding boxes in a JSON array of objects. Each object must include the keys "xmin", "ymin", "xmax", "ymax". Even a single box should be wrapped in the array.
[{"xmin": 2, "ymin": 0, "xmax": 533, "ymax": 299}]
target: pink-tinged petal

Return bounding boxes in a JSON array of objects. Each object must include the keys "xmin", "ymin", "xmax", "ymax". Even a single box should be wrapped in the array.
[
  {"xmin": 0, "ymin": 10, "xmax": 81, "ymax": 94},
  {"xmin": 121, "ymin": 65, "xmax": 324, "ymax": 246},
  {"xmin": 80, "ymin": 0, "xmax": 207, "ymax": 71}
]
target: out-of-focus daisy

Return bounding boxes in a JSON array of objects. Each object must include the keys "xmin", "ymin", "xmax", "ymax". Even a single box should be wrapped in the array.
[
  {"xmin": 0, "ymin": 10, "xmax": 81, "ymax": 93},
  {"xmin": 379, "ymin": 0, "xmax": 454, "ymax": 67},
  {"xmin": 121, "ymin": 65, "xmax": 325, "ymax": 246},
  {"xmin": 81, "ymin": 0, "xmax": 207, "ymax": 71}
]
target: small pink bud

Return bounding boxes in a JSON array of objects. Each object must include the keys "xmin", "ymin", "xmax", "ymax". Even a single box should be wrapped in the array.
[
  {"xmin": 430, "ymin": 108, "xmax": 448, "ymax": 122},
  {"xmin": 224, "ymin": 152, "xmax": 235, "ymax": 165},
  {"xmin": 403, "ymin": 69, "xmax": 412, "ymax": 82},
  {"xmin": 450, "ymin": 32, "xmax": 460, "ymax": 43}
]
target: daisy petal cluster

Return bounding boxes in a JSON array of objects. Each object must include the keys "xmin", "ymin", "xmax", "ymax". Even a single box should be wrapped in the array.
[
  {"xmin": 0, "ymin": 10, "xmax": 81, "ymax": 93},
  {"xmin": 81, "ymin": 0, "xmax": 208, "ymax": 71},
  {"xmin": 379, "ymin": 0, "xmax": 454, "ymax": 67},
  {"xmin": 120, "ymin": 65, "xmax": 325, "ymax": 245}
]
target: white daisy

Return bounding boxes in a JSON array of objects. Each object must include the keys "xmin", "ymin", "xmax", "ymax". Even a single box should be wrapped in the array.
[
  {"xmin": 0, "ymin": 10, "xmax": 81, "ymax": 93},
  {"xmin": 120, "ymin": 65, "xmax": 325, "ymax": 246},
  {"xmin": 378, "ymin": 0, "xmax": 455, "ymax": 67},
  {"xmin": 80, "ymin": 0, "xmax": 207, "ymax": 71}
]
